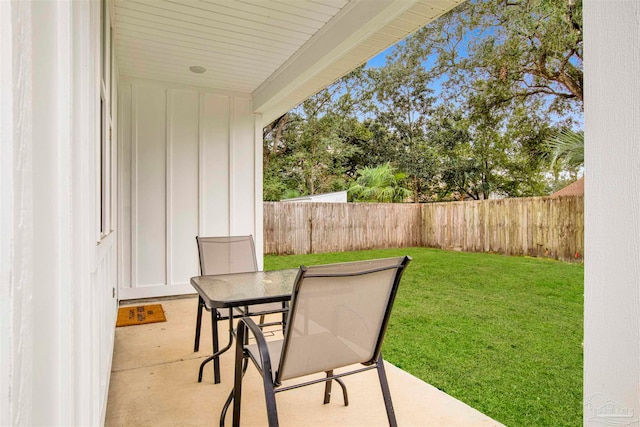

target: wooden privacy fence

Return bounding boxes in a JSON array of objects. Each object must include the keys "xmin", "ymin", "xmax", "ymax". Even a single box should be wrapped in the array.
[
  {"xmin": 264, "ymin": 195, "xmax": 584, "ymax": 262},
  {"xmin": 421, "ymin": 196, "xmax": 583, "ymax": 261},
  {"xmin": 264, "ymin": 202, "xmax": 422, "ymax": 255}
]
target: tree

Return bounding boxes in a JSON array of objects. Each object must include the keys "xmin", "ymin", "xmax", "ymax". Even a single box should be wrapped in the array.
[
  {"xmin": 287, "ymin": 91, "xmax": 359, "ymax": 195},
  {"xmin": 341, "ymin": 119, "xmax": 394, "ymax": 176},
  {"xmin": 365, "ymin": 57, "xmax": 439, "ymax": 201},
  {"xmin": 544, "ymin": 128, "xmax": 583, "ymax": 192},
  {"xmin": 399, "ymin": 0, "xmax": 583, "ymax": 116},
  {"xmin": 262, "ymin": 69, "xmax": 368, "ymax": 200},
  {"xmin": 428, "ymin": 101, "xmax": 552, "ymax": 200},
  {"xmin": 377, "ymin": 0, "xmax": 583, "ymax": 199},
  {"xmin": 348, "ymin": 162, "xmax": 412, "ymax": 203},
  {"xmin": 547, "ymin": 129, "xmax": 584, "ymax": 169},
  {"xmin": 262, "ymin": 0, "xmax": 584, "ymax": 201}
]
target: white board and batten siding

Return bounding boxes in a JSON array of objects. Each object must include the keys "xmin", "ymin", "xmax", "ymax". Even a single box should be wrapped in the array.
[
  {"xmin": 584, "ymin": 2, "xmax": 640, "ymax": 426},
  {"xmin": 118, "ymin": 78, "xmax": 263, "ymax": 300},
  {"xmin": 2, "ymin": 1, "xmax": 118, "ymax": 425}
]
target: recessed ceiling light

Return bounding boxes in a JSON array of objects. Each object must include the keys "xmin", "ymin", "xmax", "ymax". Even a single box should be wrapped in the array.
[{"xmin": 189, "ymin": 66, "xmax": 206, "ymax": 74}]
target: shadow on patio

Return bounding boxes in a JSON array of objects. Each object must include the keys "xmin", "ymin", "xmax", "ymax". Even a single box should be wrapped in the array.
[{"xmin": 105, "ymin": 297, "xmax": 503, "ymax": 426}]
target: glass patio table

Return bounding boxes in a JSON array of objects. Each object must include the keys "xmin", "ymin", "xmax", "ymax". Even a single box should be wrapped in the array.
[{"xmin": 190, "ymin": 269, "xmax": 299, "ymax": 384}]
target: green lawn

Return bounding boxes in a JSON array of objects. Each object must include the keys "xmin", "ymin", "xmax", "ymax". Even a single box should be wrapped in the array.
[{"xmin": 264, "ymin": 247, "xmax": 583, "ymax": 427}]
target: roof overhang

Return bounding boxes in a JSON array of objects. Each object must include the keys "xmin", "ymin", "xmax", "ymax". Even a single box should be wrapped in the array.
[
  {"xmin": 114, "ymin": 0, "xmax": 463, "ymax": 125},
  {"xmin": 253, "ymin": 0, "xmax": 462, "ymax": 123}
]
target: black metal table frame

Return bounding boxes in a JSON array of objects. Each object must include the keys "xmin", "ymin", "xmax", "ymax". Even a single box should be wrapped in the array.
[{"xmin": 190, "ymin": 269, "xmax": 297, "ymax": 384}]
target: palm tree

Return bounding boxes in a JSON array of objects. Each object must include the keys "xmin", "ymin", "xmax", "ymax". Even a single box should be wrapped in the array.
[
  {"xmin": 348, "ymin": 162, "xmax": 413, "ymax": 203},
  {"xmin": 547, "ymin": 129, "xmax": 584, "ymax": 170}
]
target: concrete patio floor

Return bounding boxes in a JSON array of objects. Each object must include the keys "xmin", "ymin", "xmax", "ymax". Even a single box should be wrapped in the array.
[{"xmin": 105, "ymin": 297, "xmax": 504, "ymax": 427}]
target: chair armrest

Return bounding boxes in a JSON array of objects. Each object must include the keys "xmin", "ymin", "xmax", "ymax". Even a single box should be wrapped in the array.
[{"xmin": 237, "ymin": 317, "xmax": 276, "ymax": 381}]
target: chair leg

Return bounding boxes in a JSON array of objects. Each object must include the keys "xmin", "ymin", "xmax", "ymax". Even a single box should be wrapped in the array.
[
  {"xmin": 323, "ymin": 371, "xmax": 349, "ymax": 406},
  {"xmin": 221, "ymin": 358, "xmax": 249, "ymax": 427},
  {"xmin": 375, "ymin": 355, "xmax": 397, "ymax": 427},
  {"xmin": 262, "ymin": 370, "xmax": 279, "ymax": 427},
  {"xmin": 232, "ymin": 324, "xmax": 246, "ymax": 427},
  {"xmin": 323, "ymin": 371, "xmax": 333, "ymax": 404},
  {"xmin": 231, "ymin": 322, "xmax": 281, "ymax": 426},
  {"xmin": 335, "ymin": 378, "xmax": 349, "ymax": 406},
  {"xmin": 232, "ymin": 319, "xmax": 280, "ymax": 427},
  {"xmin": 194, "ymin": 296, "xmax": 204, "ymax": 352}
]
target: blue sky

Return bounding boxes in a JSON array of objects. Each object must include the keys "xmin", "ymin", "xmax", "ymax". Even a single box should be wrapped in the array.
[{"xmin": 366, "ymin": 47, "xmax": 393, "ymax": 68}]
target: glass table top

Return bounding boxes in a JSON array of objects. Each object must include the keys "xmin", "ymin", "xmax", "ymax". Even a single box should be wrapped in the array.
[{"xmin": 190, "ymin": 269, "xmax": 299, "ymax": 308}]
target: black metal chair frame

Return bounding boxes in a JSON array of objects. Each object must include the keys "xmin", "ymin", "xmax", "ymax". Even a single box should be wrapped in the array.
[
  {"xmin": 193, "ymin": 235, "xmax": 288, "ymax": 384},
  {"xmin": 221, "ymin": 256, "xmax": 411, "ymax": 427}
]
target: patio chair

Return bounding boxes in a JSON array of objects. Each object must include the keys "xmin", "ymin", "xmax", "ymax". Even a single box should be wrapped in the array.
[
  {"xmin": 194, "ymin": 235, "xmax": 288, "ymax": 383},
  {"xmin": 223, "ymin": 255, "xmax": 411, "ymax": 427}
]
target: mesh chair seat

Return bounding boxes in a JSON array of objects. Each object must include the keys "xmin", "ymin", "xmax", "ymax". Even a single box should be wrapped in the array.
[
  {"xmin": 233, "ymin": 302, "xmax": 287, "ymax": 316},
  {"xmin": 245, "ymin": 332, "xmax": 366, "ymax": 384}
]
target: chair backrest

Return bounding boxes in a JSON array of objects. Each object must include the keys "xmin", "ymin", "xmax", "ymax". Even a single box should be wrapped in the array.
[
  {"xmin": 196, "ymin": 235, "xmax": 258, "ymax": 276},
  {"xmin": 276, "ymin": 256, "xmax": 411, "ymax": 383}
]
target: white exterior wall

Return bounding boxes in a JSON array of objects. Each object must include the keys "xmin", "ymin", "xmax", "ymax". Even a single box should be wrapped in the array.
[
  {"xmin": 1, "ymin": 1, "xmax": 118, "ymax": 425},
  {"xmin": 118, "ymin": 78, "xmax": 264, "ymax": 300},
  {"xmin": 584, "ymin": 1, "xmax": 640, "ymax": 425}
]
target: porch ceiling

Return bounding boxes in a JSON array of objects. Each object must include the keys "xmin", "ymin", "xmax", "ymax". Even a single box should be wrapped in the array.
[{"xmin": 113, "ymin": 0, "xmax": 462, "ymax": 123}]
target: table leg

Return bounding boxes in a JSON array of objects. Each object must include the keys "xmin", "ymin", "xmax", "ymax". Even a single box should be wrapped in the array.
[
  {"xmin": 194, "ymin": 296, "xmax": 204, "ymax": 352},
  {"xmin": 212, "ymin": 308, "xmax": 221, "ymax": 383},
  {"xmin": 198, "ymin": 308, "xmax": 234, "ymax": 384}
]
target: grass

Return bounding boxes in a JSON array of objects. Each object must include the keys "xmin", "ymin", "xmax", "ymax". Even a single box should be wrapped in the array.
[{"xmin": 264, "ymin": 247, "xmax": 584, "ymax": 427}]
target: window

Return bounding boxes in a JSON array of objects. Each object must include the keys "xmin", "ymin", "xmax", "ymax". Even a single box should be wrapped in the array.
[{"xmin": 99, "ymin": 0, "xmax": 113, "ymax": 240}]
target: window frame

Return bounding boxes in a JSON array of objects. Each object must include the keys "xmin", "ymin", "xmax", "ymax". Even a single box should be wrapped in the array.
[{"xmin": 98, "ymin": 0, "xmax": 114, "ymax": 242}]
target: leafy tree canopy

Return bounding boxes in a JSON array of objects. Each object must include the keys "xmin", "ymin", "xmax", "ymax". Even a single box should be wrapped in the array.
[
  {"xmin": 399, "ymin": 0, "xmax": 583, "ymax": 116},
  {"xmin": 263, "ymin": 0, "xmax": 583, "ymax": 202}
]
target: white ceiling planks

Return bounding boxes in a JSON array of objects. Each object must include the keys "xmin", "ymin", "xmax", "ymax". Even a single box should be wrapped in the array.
[
  {"xmin": 113, "ymin": 0, "xmax": 463, "ymax": 120},
  {"xmin": 114, "ymin": 0, "xmax": 348, "ymax": 91}
]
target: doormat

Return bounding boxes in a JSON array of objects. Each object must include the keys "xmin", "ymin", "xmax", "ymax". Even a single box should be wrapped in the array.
[{"xmin": 116, "ymin": 304, "xmax": 166, "ymax": 327}]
